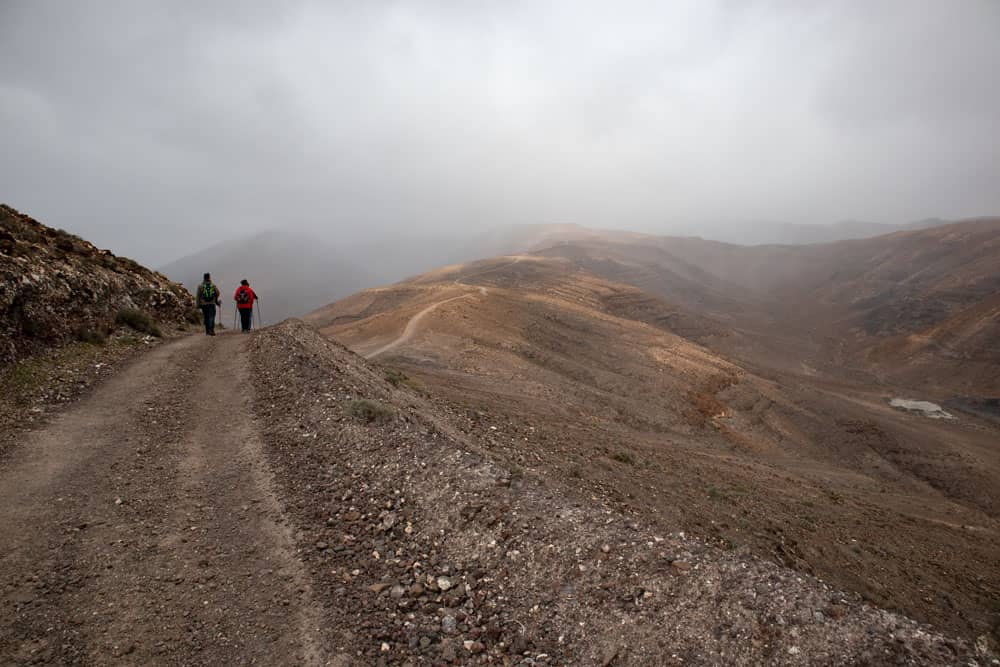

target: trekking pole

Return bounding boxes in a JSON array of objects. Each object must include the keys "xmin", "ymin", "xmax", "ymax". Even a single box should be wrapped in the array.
[{"xmin": 256, "ymin": 301, "xmax": 264, "ymax": 328}]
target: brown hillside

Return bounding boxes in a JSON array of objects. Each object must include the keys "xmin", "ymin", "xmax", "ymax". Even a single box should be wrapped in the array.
[
  {"xmin": 0, "ymin": 204, "xmax": 195, "ymax": 364},
  {"xmin": 309, "ymin": 254, "xmax": 1000, "ymax": 643},
  {"xmin": 531, "ymin": 219, "xmax": 1000, "ymax": 394}
]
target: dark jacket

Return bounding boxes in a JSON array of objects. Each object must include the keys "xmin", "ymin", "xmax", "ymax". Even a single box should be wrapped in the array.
[{"xmin": 196, "ymin": 281, "xmax": 220, "ymax": 307}]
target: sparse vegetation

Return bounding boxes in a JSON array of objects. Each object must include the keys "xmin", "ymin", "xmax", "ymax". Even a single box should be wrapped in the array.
[
  {"xmin": 74, "ymin": 327, "xmax": 107, "ymax": 346},
  {"xmin": 348, "ymin": 398, "xmax": 394, "ymax": 424},
  {"xmin": 2, "ymin": 362, "xmax": 41, "ymax": 395},
  {"xmin": 115, "ymin": 308, "xmax": 162, "ymax": 337},
  {"xmin": 383, "ymin": 367, "xmax": 421, "ymax": 392},
  {"xmin": 610, "ymin": 451, "xmax": 636, "ymax": 465}
]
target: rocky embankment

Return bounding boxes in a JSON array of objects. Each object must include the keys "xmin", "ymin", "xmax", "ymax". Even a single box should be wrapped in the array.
[
  {"xmin": 0, "ymin": 204, "xmax": 195, "ymax": 364},
  {"xmin": 249, "ymin": 320, "xmax": 990, "ymax": 665}
]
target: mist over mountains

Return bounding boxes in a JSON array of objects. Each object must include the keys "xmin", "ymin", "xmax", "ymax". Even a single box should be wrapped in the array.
[
  {"xmin": 3, "ymin": 1, "xmax": 1000, "ymax": 661},
  {"xmin": 678, "ymin": 217, "xmax": 950, "ymax": 246},
  {"xmin": 160, "ymin": 215, "xmax": 961, "ymax": 321},
  {"xmin": 159, "ymin": 230, "xmax": 374, "ymax": 323}
]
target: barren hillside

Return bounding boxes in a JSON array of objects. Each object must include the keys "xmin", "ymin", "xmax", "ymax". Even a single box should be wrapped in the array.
[
  {"xmin": 0, "ymin": 204, "xmax": 195, "ymax": 364},
  {"xmin": 531, "ymin": 219, "xmax": 1000, "ymax": 394},
  {"xmin": 312, "ymin": 252, "xmax": 1000, "ymax": 645}
]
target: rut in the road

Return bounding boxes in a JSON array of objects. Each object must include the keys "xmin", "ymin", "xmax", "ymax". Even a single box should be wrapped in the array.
[{"xmin": 0, "ymin": 334, "xmax": 329, "ymax": 665}]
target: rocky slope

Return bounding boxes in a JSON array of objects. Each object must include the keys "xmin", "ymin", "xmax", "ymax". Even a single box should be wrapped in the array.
[
  {"xmin": 311, "ymin": 254, "xmax": 1000, "ymax": 646},
  {"xmin": 0, "ymin": 204, "xmax": 195, "ymax": 364},
  {"xmin": 248, "ymin": 320, "xmax": 990, "ymax": 665}
]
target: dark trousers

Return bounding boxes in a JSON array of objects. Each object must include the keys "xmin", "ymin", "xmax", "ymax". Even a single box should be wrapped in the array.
[
  {"xmin": 200, "ymin": 304, "xmax": 216, "ymax": 334},
  {"xmin": 239, "ymin": 307, "xmax": 253, "ymax": 332}
]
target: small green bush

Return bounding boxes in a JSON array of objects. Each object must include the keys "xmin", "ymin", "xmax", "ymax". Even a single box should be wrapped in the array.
[
  {"xmin": 115, "ymin": 308, "xmax": 162, "ymax": 337},
  {"xmin": 348, "ymin": 398, "xmax": 394, "ymax": 424},
  {"xmin": 74, "ymin": 327, "xmax": 107, "ymax": 345},
  {"xmin": 610, "ymin": 451, "xmax": 636, "ymax": 465},
  {"xmin": 3, "ymin": 363, "xmax": 39, "ymax": 391},
  {"xmin": 383, "ymin": 368, "xmax": 421, "ymax": 392}
]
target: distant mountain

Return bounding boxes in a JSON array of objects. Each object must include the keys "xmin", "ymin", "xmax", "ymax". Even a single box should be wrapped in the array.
[
  {"xmin": 531, "ymin": 217, "xmax": 1000, "ymax": 394},
  {"xmin": 160, "ymin": 231, "xmax": 374, "ymax": 324},
  {"xmin": 674, "ymin": 217, "xmax": 951, "ymax": 246}
]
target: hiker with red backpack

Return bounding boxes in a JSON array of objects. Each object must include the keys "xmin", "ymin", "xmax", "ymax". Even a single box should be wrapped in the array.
[{"xmin": 234, "ymin": 279, "xmax": 258, "ymax": 333}]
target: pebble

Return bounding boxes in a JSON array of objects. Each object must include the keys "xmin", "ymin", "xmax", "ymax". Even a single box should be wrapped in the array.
[
  {"xmin": 670, "ymin": 560, "xmax": 691, "ymax": 574},
  {"xmin": 441, "ymin": 641, "xmax": 457, "ymax": 661}
]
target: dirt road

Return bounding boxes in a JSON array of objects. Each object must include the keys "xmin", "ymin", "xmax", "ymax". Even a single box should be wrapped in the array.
[
  {"xmin": 363, "ymin": 258, "xmax": 523, "ymax": 359},
  {"xmin": 0, "ymin": 333, "xmax": 329, "ymax": 665},
  {"xmin": 364, "ymin": 294, "xmax": 474, "ymax": 359}
]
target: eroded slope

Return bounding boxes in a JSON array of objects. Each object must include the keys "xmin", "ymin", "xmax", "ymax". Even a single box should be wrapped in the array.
[
  {"xmin": 249, "ymin": 320, "xmax": 986, "ymax": 665},
  {"xmin": 310, "ymin": 255, "xmax": 1000, "ymax": 645}
]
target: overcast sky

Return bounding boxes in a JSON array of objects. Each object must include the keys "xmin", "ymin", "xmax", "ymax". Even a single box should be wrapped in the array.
[{"xmin": 2, "ymin": 1, "xmax": 999, "ymax": 265}]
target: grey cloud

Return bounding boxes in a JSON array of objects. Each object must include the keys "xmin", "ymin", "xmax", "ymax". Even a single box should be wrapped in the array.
[{"xmin": 1, "ymin": 0, "xmax": 998, "ymax": 265}]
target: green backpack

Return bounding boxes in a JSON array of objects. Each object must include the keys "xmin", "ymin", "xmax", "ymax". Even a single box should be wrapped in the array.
[{"xmin": 201, "ymin": 282, "xmax": 216, "ymax": 302}]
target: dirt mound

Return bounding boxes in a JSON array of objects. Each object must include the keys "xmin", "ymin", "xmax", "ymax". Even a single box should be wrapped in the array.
[
  {"xmin": 0, "ymin": 204, "xmax": 195, "ymax": 365},
  {"xmin": 247, "ymin": 320, "xmax": 988, "ymax": 665}
]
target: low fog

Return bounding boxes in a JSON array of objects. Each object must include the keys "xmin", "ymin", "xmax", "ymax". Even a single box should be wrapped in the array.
[{"xmin": 2, "ymin": 1, "xmax": 999, "ymax": 267}]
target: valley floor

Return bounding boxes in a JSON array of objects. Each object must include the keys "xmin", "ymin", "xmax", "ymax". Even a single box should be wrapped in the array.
[{"xmin": 0, "ymin": 325, "xmax": 992, "ymax": 664}]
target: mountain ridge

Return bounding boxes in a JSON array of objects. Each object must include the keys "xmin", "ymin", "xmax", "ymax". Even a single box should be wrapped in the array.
[{"xmin": 310, "ymin": 222, "xmax": 1000, "ymax": 642}]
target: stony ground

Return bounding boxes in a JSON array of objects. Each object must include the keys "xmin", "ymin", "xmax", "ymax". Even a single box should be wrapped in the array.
[
  {"xmin": 313, "ymin": 258, "xmax": 1000, "ymax": 645},
  {"xmin": 0, "ymin": 323, "xmax": 995, "ymax": 665},
  {"xmin": 246, "ymin": 321, "xmax": 994, "ymax": 665}
]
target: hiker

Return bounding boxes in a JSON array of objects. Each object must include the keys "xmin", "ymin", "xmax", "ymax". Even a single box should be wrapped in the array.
[
  {"xmin": 234, "ymin": 279, "xmax": 258, "ymax": 333},
  {"xmin": 196, "ymin": 272, "xmax": 221, "ymax": 335}
]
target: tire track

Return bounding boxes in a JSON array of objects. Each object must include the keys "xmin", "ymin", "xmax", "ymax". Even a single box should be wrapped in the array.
[{"xmin": 0, "ymin": 333, "xmax": 329, "ymax": 665}]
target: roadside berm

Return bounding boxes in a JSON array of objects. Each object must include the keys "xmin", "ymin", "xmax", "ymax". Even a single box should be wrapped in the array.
[{"xmin": 248, "ymin": 320, "xmax": 989, "ymax": 665}]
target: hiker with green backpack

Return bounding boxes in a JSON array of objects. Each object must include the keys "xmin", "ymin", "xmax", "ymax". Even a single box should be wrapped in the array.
[{"xmin": 196, "ymin": 272, "xmax": 222, "ymax": 336}]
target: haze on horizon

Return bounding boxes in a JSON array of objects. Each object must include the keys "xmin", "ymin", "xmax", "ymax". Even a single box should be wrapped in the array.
[{"xmin": 2, "ymin": 0, "xmax": 999, "ymax": 266}]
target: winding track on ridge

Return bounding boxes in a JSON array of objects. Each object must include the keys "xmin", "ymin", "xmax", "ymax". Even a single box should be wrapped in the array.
[
  {"xmin": 364, "ymin": 293, "xmax": 474, "ymax": 359},
  {"xmin": 365, "ymin": 257, "xmax": 522, "ymax": 359},
  {"xmin": 0, "ymin": 333, "xmax": 332, "ymax": 665}
]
